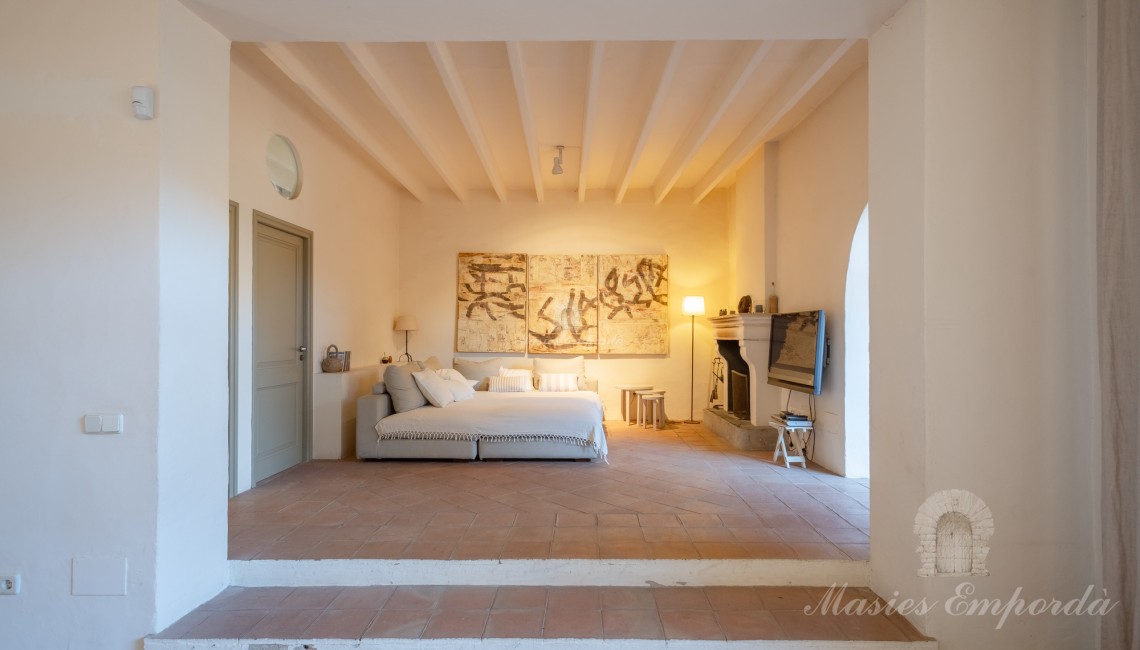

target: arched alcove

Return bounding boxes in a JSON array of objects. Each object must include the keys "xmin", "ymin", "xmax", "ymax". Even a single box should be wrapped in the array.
[
  {"xmin": 843, "ymin": 205, "xmax": 870, "ymax": 477},
  {"xmin": 935, "ymin": 511, "xmax": 974, "ymax": 574},
  {"xmin": 914, "ymin": 489, "xmax": 994, "ymax": 577}
]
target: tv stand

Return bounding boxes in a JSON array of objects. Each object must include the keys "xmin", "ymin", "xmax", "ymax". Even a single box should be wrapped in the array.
[{"xmin": 770, "ymin": 414, "xmax": 811, "ymax": 468}]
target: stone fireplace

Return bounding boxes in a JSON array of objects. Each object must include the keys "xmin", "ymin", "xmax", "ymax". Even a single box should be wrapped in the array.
[{"xmin": 703, "ymin": 313, "xmax": 780, "ymax": 449}]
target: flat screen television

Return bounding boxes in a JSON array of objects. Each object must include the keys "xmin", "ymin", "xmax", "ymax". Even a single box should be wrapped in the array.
[{"xmin": 767, "ymin": 310, "xmax": 826, "ymax": 395}]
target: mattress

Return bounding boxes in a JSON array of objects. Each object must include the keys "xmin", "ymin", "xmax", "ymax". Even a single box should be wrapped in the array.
[{"xmin": 375, "ymin": 390, "xmax": 608, "ymax": 461}]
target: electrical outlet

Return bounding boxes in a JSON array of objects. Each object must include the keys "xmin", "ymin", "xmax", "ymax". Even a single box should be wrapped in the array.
[{"xmin": 0, "ymin": 574, "xmax": 21, "ymax": 595}]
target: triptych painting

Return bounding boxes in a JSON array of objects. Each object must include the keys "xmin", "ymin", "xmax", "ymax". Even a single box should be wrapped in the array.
[{"xmin": 455, "ymin": 253, "xmax": 669, "ymax": 355}]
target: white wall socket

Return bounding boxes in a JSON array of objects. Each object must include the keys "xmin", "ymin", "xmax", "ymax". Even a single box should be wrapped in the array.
[{"xmin": 0, "ymin": 574, "xmax": 21, "ymax": 595}]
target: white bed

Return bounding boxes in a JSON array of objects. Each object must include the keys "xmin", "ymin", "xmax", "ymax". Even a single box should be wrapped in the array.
[{"xmin": 356, "ymin": 384, "xmax": 608, "ymax": 461}]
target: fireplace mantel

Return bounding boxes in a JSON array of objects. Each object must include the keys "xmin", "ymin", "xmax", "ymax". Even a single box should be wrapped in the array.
[
  {"xmin": 708, "ymin": 313, "xmax": 773, "ymax": 426},
  {"xmin": 709, "ymin": 312, "xmax": 771, "ymax": 342}
]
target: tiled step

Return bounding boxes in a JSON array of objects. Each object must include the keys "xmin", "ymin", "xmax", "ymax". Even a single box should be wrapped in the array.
[
  {"xmin": 147, "ymin": 585, "xmax": 935, "ymax": 649},
  {"xmin": 230, "ymin": 558, "xmax": 870, "ymax": 589}
]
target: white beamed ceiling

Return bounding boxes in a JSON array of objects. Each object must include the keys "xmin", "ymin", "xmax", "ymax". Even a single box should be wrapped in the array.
[{"xmin": 192, "ymin": 0, "xmax": 900, "ymax": 203}]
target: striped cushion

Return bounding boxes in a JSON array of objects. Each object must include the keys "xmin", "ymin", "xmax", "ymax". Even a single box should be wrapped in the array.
[
  {"xmin": 538, "ymin": 373, "xmax": 579, "ymax": 392},
  {"xmin": 488, "ymin": 374, "xmax": 532, "ymax": 393},
  {"xmin": 498, "ymin": 367, "xmax": 535, "ymax": 391}
]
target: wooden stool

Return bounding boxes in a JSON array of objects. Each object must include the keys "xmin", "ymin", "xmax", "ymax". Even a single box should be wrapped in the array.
[
  {"xmin": 642, "ymin": 393, "xmax": 667, "ymax": 430},
  {"xmin": 616, "ymin": 384, "xmax": 653, "ymax": 424},
  {"xmin": 635, "ymin": 389, "xmax": 665, "ymax": 427}
]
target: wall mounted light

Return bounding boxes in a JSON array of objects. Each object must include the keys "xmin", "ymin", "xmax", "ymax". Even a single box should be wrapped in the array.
[
  {"xmin": 551, "ymin": 145, "xmax": 564, "ymax": 175},
  {"xmin": 131, "ymin": 86, "xmax": 155, "ymax": 120}
]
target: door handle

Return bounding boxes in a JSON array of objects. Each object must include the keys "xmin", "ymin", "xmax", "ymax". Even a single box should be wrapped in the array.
[{"xmin": 298, "ymin": 346, "xmax": 307, "ymax": 361}]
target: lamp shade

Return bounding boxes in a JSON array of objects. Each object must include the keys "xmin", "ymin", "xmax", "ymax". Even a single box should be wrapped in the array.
[
  {"xmin": 394, "ymin": 315, "xmax": 419, "ymax": 331},
  {"xmin": 681, "ymin": 296, "xmax": 706, "ymax": 316}
]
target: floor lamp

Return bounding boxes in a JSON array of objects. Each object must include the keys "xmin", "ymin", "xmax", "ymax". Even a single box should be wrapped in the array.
[
  {"xmin": 394, "ymin": 315, "xmax": 419, "ymax": 362},
  {"xmin": 681, "ymin": 296, "xmax": 706, "ymax": 424}
]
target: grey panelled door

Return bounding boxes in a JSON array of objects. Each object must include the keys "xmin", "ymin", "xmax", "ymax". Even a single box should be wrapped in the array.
[{"xmin": 253, "ymin": 220, "xmax": 308, "ymax": 482}]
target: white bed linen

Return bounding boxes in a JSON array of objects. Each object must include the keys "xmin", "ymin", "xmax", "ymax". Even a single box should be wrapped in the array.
[{"xmin": 375, "ymin": 391, "xmax": 608, "ymax": 460}]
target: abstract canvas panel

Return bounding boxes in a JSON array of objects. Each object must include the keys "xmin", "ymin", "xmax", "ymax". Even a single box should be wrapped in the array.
[
  {"xmin": 527, "ymin": 254, "xmax": 598, "ymax": 354},
  {"xmin": 597, "ymin": 254, "xmax": 669, "ymax": 354},
  {"xmin": 456, "ymin": 253, "xmax": 528, "ymax": 353}
]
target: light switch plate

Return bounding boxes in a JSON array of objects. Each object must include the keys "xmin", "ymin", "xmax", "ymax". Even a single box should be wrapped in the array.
[
  {"xmin": 83, "ymin": 415, "xmax": 102, "ymax": 433},
  {"xmin": 100, "ymin": 413, "xmax": 123, "ymax": 433},
  {"xmin": 83, "ymin": 413, "xmax": 122, "ymax": 434}
]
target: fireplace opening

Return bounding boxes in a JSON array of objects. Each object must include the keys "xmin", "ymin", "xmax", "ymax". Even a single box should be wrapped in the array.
[
  {"xmin": 715, "ymin": 339, "xmax": 751, "ymax": 421},
  {"xmin": 730, "ymin": 370, "xmax": 750, "ymax": 421}
]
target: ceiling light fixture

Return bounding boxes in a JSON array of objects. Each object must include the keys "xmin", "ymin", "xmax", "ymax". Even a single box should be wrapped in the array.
[{"xmin": 551, "ymin": 145, "xmax": 564, "ymax": 175}]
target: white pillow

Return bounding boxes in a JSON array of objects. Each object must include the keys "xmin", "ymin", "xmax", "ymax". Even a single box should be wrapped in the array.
[
  {"xmin": 438, "ymin": 368, "xmax": 466, "ymax": 382},
  {"xmin": 534, "ymin": 356, "xmax": 587, "ymax": 390},
  {"xmin": 412, "ymin": 369, "xmax": 455, "ymax": 408},
  {"xmin": 533, "ymin": 355, "xmax": 585, "ymax": 376},
  {"xmin": 438, "ymin": 369, "xmax": 476, "ymax": 402},
  {"xmin": 488, "ymin": 375, "xmax": 532, "ymax": 393},
  {"xmin": 449, "ymin": 379, "xmax": 476, "ymax": 402},
  {"xmin": 538, "ymin": 373, "xmax": 579, "ymax": 392},
  {"xmin": 498, "ymin": 367, "xmax": 535, "ymax": 390}
]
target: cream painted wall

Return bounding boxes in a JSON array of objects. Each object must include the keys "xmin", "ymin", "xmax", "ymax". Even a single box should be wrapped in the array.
[
  {"xmin": 398, "ymin": 194, "xmax": 731, "ymax": 422},
  {"xmin": 869, "ymin": 1, "xmax": 1097, "ymax": 647},
  {"xmin": 229, "ymin": 47, "xmax": 402, "ymax": 483},
  {"xmin": 731, "ymin": 67, "xmax": 869, "ymax": 475},
  {"xmin": 772, "ymin": 66, "xmax": 868, "ymax": 475},
  {"xmin": 155, "ymin": 0, "xmax": 231, "ymax": 627},
  {"xmin": 0, "ymin": 0, "xmax": 229, "ymax": 646}
]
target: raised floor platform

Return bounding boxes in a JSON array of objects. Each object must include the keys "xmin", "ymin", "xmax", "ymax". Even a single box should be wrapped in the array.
[
  {"xmin": 148, "ymin": 584, "xmax": 934, "ymax": 648},
  {"xmin": 703, "ymin": 408, "xmax": 779, "ymax": 451}
]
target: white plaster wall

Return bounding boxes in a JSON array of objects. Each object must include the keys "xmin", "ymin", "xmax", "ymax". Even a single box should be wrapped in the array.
[
  {"xmin": 731, "ymin": 149, "xmax": 770, "ymax": 303},
  {"xmin": 229, "ymin": 47, "xmax": 402, "ymax": 485},
  {"xmin": 0, "ymin": 0, "xmax": 228, "ymax": 646},
  {"xmin": 843, "ymin": 208, "xmax": 870, "ymax": 479},
  {"xmin": 867, "ymin": 0, "xmax": 929, "ymax": 625},
  {"xmin": 397, "ymin": 193, "xmax": 731, "ymax": 422},
  {"xmin": 869, "ymin": 0, "xmax": 1097, "ymax": 647},
  {"xmin": 733, "ymin": 67, "xmax": 869, "ymax": 475},
  {"xmin": 154, "ymin": 0, "xmax": 231, "ymax": 628}
]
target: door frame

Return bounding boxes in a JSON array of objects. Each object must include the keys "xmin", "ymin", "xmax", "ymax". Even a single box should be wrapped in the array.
[
  {"xmin": 228, "ymin": 201, "xmax": 239, "ymax": 497},
  {"xmin": 252, "ymin": 210, "xmax": 314, "ymax": 476}
]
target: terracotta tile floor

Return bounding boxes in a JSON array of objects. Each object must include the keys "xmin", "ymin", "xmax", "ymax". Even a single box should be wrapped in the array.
[
  {"xmin": 156, "ymin": 585, "xmax": 929, "ymax": 642},
  {"xmin": 229, "ymin": 421, "xmax": 870, "ymax": 561}
]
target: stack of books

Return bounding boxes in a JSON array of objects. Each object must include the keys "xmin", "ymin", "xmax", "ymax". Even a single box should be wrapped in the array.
[{"xmin": 775, "ymin": 411, "xmax": 813, "ymax": 427}]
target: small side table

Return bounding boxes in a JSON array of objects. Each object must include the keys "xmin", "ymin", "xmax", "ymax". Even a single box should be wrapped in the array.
[
  {"xmin": 615, "ymin": 384, "xmax": 653, "ymax": 424},
  {"xmin": 635, "ymin": 389, "xmax": 666, "ymax": 427},
  {"xmin": 770, "ymin": 416, "xmax": 811, "ymax": 469}
]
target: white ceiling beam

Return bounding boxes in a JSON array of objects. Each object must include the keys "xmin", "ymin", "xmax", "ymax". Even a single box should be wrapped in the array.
[
  {"xmin": 692, "ymin": 38, "xmax": 857, "ymax": 204},
  {"xmin": 427, "ymin": 42, "xmax": 508, "ymax": 203},
  {"xmin": 341, "ymin": 43, "xmax": 466, "ymax": 202},
  {"xmin": 653, "ymin": 40, "xmax": 774, "ymax": 204},
  {"xmin": 258, "ymin": 42, "xmax": 429, "ymax": 202},
  {"xmin": 506, "ymin": 41, "xmax": 544, "ymax": 203},
  {"xmin": 578, "ymin": 41, "xmax": 605, "ymax": 203},
  {"xmin": 615, "ymin": 42, "xmax": 686, "ymax": 204}
]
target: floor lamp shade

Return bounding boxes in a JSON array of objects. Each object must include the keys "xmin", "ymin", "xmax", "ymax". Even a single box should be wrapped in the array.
[
  {"xmin": 682, "ymin": 296, "xmax": 704, "ymax": 423},
  {"xmin": 682, "ymin": 296, "xmax": 706, "ymax": 316},
  {"xmin": 395, "ymin": 315, "xmax": 418, "ymax": 361}
]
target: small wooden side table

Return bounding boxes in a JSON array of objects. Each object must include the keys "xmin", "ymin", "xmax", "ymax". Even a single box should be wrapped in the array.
[
  {"xmin": 615, "ymin": 384, "xmax": 653, "ymax": 424},
  {"xmin": 770, "ymin": 416, "xmax": 811, "ymax": 469}
]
